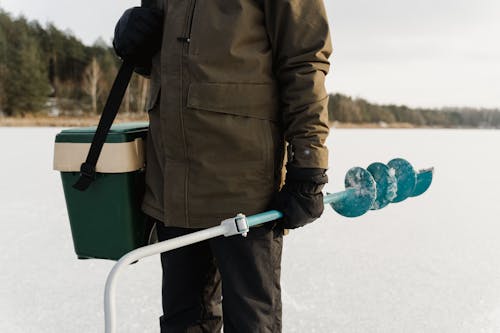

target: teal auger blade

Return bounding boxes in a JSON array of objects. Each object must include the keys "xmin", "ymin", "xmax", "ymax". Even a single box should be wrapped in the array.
[
  {"xmin": 411, "ymin": 168, "xmax": 434, "ymax": 197},
  {"xmin": 329, "ymin": 167, "xmax": 377, "ymax": 218},
  {"xmin": 387, "ymin": 158, "xmax": 417, "ymax": 203},
  {"xmin": 323, "ymin": 159, "xmax": 432, "ymax": 218},
  {"xmin": 247, "ymin": 159, "xmax": 433, "ymax": 225},
  {"xmin": 367, "ymin": 162, "xmax": 398, "ymax": 210}
]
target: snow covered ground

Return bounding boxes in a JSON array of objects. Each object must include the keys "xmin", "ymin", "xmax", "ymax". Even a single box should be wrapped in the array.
[{"xmin": 1, "ymin": 127, "xmax": 500, "ymax": 333}]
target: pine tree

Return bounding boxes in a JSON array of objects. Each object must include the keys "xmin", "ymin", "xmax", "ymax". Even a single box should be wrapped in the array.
[
  {"xmin": 0, "ymin": 11, "xmax": 10, "ymax": 114},
  {"xmin": 3, "ymin": 18, "xmax": 50, "ymax": 115}
]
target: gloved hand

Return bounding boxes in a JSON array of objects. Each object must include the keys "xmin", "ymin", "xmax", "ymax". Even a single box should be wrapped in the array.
[
  {"xmin": 113, "ymin": 7, "xmax": 164, "ymax": 68},
  {"xmin": 272, "ymin": 166, "xmax": 328, "ymax": 230}
]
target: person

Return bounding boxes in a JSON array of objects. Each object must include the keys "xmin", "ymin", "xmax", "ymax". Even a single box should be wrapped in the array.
[{"xmin": 113, "ymin": 0, "xmax": 332, "ymax": 331}]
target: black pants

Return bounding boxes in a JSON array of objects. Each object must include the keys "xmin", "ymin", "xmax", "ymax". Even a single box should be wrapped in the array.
[{"xmin": 156, "ymin": 221, "xmax": 283, "ymax": 333}]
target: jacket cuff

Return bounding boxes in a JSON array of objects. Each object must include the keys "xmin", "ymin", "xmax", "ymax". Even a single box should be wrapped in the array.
[
  {"xmin": 285, "ymin": 165, "xmax": 328, "ymax": 184},
  {"xmin": 287, "ymin": 142, "xmax": 329, "ymax": 169}
]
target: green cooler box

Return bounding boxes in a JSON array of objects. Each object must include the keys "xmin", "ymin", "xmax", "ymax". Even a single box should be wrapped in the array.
[{"xmin": 53, "ymin": 122, "xmax": 153, "ymax": 261}]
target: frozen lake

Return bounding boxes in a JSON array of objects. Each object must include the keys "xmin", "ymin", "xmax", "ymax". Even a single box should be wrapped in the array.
[{"xmin": 1, "ymin": 127, "xmax": 500, "ymax": 332}]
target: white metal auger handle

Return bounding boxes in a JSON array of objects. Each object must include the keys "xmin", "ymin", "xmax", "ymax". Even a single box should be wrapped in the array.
[{"xmin": 104, "ymin": 214, "xmax": 250, "ymax": 333}]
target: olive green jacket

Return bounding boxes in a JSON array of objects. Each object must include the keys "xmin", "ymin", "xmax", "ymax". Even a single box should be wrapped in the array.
[{"xmin": 142, "ymin": 0, "xmax": 332, "ymax": 228}]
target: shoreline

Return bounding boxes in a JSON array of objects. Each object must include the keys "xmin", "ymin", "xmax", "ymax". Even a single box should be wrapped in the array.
[
  {"xmin": 0, "ymin": 115, "xmax": 493, "ymax": 129},
  {"xmin": 0, "ymin": 114, "xmax": 149, "ymax": 128}
]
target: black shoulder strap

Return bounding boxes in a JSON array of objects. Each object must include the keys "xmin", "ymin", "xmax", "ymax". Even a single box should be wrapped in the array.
[
  {"xmin": 73, "ymin": 0, "xmax": 153, "ymax": 192},
  {"xmin": 73, "ymin": 61, "xmax": 135, "ymax": 191}
]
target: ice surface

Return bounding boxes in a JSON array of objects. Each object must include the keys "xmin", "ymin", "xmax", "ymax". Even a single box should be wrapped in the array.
[{"xmin": 1, "ymin": 128, "xmax": 500, "ymax": 332}]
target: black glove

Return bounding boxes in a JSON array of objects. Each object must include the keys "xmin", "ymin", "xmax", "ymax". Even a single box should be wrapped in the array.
[
  {"xmin": 113, "ymin": 7, "xmax": 164, "ymax": 68},
  {"xmin": 272, "ymin": 166, "xmax": 328, "ymax": 230}
]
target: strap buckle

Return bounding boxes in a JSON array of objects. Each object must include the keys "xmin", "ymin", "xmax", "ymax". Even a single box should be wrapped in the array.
[
  {"xmin": 79, "ymin": 162, "xmax": 96, "ymax": 181},
  {"xmin": 72, "ymin": 162, "xmax": 97, "ymax": 191}
]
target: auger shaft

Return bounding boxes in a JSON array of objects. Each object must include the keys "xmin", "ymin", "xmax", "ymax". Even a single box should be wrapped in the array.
[
  {"xmin": 104, "ymin": 158, "xmax": 433, "ymax": 333},
  {"xmin": 246, "ymin": 189, "xmax": 357, "ymax": 227}
]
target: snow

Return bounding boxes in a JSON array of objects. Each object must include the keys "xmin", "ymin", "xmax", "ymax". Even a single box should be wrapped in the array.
[{"xmin": 1, "ymin": 128, "xmax": 500, "ymax": 332}]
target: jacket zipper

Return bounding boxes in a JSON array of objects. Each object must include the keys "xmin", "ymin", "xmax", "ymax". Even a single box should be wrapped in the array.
[
  {"xmin": 179, "ymin": 0, "xmax": 197, "ymax": 225},
  {"xmin": 178, "ymin": 0, "xmax": 197, "ymax": 53}
]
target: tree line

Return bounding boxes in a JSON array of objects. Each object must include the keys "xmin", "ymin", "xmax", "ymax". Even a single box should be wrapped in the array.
[
  {"xmin": 0, "ymin": 9, "xmax": 148, "ymax": 116},
  {"xmin": 1, "ymin": 8, "xmax": 499, "ymax": 128},
  {"xmin": 328, "ymin": 94, "xmax": 500, "ymax": 129}
]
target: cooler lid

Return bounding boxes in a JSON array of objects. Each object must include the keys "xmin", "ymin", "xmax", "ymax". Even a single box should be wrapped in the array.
[{"xmin": 55, "ymin": 122, "xmax": 149, "ymax": 143}]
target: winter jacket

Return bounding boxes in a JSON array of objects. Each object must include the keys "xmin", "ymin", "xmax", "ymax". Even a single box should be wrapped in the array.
[{"xmin": 142, "ymin": 0, "xmax": 332, "ymax": 228}]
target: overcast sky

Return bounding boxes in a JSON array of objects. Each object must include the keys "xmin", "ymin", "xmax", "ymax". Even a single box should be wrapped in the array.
[{"xmin": 0, "ymin": 0, "xmax": 498, "ymax": 109}]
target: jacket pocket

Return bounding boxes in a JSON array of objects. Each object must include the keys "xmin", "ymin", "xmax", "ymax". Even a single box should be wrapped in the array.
[
  {"xmin": 187, "ymin": 82, "xmax": 279, "ymax": 121},
  {"xmin": 184, "ymin": 82, "xmax": 280, "ymax": 168},
  {"xmin": 184, "ymin": 82, "xmax": 281, "ymax": 218}
]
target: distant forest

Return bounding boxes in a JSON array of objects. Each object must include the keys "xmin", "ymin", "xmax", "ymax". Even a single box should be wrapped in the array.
[
  {"xmin": 0, "ymin": 9, "xmax": 148, "ymax": 116},
  {"xmin": 328, "ymin": 94, "xmax": 500, "ymax": 128},
  {"xmin": 1, "ymin": 9, "xmax": 499, "ymax": 128}
]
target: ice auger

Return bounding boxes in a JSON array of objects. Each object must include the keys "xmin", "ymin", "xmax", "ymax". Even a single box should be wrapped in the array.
[{"xmin": 104, "ymin": 158, "xmax": 433, "ymax": 333}]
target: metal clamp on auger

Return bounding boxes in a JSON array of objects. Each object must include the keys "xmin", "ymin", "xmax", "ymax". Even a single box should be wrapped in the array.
[{"xmin": 221, "ymin": 213, "xmax": 249, "ymax": 237}]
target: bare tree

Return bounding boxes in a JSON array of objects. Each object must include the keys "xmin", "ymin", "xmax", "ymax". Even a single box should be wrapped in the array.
[
  {"xmin": 0, "ymin": 64, "xmax": 5, "ymax": 115},
  {"xmin": 124, "ymin": 86, "xmax": 130, "ymax": 114},
  {"xmin": 83, "ymin": 57, "xmax": 102, "ymax": 114},
  {"xmin": 137, "ymin": 75, "xmax": 149, "ymax": 112}
]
